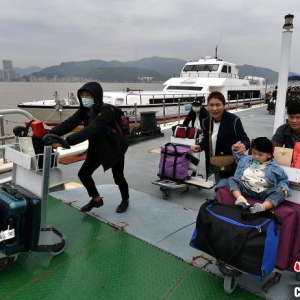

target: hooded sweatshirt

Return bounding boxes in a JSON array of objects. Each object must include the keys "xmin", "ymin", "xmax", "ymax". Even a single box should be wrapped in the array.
[{"xmin": 50, "ymin": 82, "xmax": 128, "ymax": 170}]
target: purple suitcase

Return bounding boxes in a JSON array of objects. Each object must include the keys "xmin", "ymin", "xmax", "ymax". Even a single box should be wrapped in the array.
[
  {"xmin": 158, "ymin": 143, "xmax": 190, "ymax": 181},
  {"xmin": 216, "ymin": 187, "xmax": 300, "ymax": 272}
]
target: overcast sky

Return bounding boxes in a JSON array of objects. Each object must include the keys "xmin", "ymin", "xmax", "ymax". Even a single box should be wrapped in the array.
[{"xmin": 1, "ymin": 0, "xmax": 299, "ymax": 73}]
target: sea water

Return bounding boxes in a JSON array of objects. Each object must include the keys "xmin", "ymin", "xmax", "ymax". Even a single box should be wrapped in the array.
[{"xmin": 0, "ymin": 82, "xmax": 164, "ymax": 133}]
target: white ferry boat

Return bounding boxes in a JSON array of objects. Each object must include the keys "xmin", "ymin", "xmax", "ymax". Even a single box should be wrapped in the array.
[{"xmin": 18, "ymin": 48, "xmax": 266, "ymax": 127}]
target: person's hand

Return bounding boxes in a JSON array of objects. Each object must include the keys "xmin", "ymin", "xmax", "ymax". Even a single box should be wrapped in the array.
[
  {"xmin": 52, "ymin": 142, "xmax": 62, "ymax": 149},
  {"xmin": 191, "ymin": 145, "xmax": 200, "ymax": 152},
  {"xmin": 233, "ymin": 141, "xmax": 246, "ymax": 154},
  {"xmin": 281, "ymin": 188, "xmax": 288, "ymax": 197}
]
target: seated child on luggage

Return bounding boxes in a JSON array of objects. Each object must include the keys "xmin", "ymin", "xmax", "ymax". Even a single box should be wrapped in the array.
[{"xmin": 227, "ymin": 137, "xmax": 292, "ymax": 213}]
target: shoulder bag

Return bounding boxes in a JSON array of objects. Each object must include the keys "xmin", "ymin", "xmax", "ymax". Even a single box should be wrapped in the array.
[{"xmin": 209, "ymin": 118, "xmax": 236, "ymax": 174}]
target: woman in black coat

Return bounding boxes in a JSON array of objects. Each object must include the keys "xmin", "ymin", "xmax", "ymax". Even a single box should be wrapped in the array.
[
  {"xmin": 191, "ymin": 91, "xmax": 250, "ymax": 185},
  {"xmin": 50, "ymin": 82, "xmax": 130, "ymax": 213},
  {"xmin": 183, "ymin": 100, "xmax": 209, "ymax": 130}
]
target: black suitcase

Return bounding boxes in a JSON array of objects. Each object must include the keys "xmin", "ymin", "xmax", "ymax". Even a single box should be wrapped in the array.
[
  {"xmin": 190, "ymin": 200, "xmax": 281, "ymax": 280},
  {"xmin": 0, "ymin": 182, "xmax": 41, "ymax": 256}
]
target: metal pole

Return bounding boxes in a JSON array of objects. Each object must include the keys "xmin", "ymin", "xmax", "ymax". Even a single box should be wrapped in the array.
[
  {"xmin": 178, "ymin": 100, "xmax": 181, "ymax": 123},
  {"xmin": 0, "ymin": 116, "xmax": 7, "ymax": 163},
  {"xmin": 40, "ymin": 146, "xmax": 52, "ymax": 226},
  {"xmin": 163, "ymin": 100, "xmax": 166, "ymax": 126},
  {"xmin": 273, "ymin": 27, "xmax": 293, "ymax": 133},
  {"xmin": 134, "ymin": 103, "xmax": 138, "ymax": 125},
  {"xmin": 0, "ymin": 109, "xmax": 34, "ymax": 120}
]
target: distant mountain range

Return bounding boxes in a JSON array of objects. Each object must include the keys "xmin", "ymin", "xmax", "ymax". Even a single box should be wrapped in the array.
[{"xmin": 0, "ymin": 57, "xmax": 284, "ymax": 84}]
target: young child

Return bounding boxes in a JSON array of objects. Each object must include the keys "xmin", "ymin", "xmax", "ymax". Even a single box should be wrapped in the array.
[{"xmin": 228, "ymin": 137, "xmax": 292, "ymax": 213}]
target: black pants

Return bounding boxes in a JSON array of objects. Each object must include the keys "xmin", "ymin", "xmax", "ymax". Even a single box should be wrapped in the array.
[{"xmin": 78, "ymin": 154, "xmax": 129, "ymax": 201}]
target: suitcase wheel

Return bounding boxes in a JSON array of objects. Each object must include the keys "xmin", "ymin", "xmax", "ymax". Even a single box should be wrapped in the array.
[
  {"xmin": 50, "ymin": 234, "xmax": 68, "ymax": 256},
  {"xmin": 0, "ymin": 254, "xmax": 18, "ymax": 271},
  {"xmin": 160, "ymin": 187, "xmax": 171, "ymax": 199},
  {"xmin": 224, "ymin": 275, "xmax": 238, "ymax": 294}
]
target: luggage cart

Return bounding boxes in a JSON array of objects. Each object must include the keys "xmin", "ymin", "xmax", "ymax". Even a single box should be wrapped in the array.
[
  {"xmin": 0, "ymin": 140, "xmax": 67, "ymax": 269},
  {"xmin": 152, "ymin": 135, "xmax": 215, "ymax": 199}
]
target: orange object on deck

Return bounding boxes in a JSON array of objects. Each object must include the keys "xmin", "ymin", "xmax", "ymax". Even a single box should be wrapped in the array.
[{"xmin": 25, "ymin": 120, "xmax": 47, "ymax": 137}]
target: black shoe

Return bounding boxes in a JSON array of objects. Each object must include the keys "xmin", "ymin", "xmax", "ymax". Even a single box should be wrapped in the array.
[
  {"xmin": 81, "ymin": 198, "xmax": 104, "ymax": 212},
  {"xmin": 116, "ymin": 200, "xmax": 129, "ymax": 213}
]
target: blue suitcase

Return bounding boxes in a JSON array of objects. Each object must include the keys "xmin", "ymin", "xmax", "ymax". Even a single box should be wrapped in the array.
[{"xmin": 0, "ymin": 183, "xmax": 41, "ymax": 256}]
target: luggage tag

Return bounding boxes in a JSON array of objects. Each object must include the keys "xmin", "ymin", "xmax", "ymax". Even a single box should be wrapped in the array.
[{"xmin": 0, "ymin": 226, "xmax": 15, "ymax": 242}]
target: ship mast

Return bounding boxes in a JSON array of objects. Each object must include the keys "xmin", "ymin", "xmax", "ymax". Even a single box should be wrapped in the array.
[{"xmin": 215, "ymin": 46, "xmax": 218, "ymax": 59}]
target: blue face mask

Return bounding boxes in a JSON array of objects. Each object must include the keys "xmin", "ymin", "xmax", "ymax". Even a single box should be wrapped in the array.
[
  {"xmin": 82, "ymin": 98, "xmax": 94, "ymax": 108},
  {"xmin": 192, "ymin": 106, "xmax": 200, "ymax": 112},
  {"xmin": 252, "ymin": 159, "xmax": 260, "ymax": 169}
]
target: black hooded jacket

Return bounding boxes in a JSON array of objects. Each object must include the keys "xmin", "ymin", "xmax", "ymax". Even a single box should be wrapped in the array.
[{"xmin": 50, "ymin": 82, "xmax": 128, "ymax": 170}]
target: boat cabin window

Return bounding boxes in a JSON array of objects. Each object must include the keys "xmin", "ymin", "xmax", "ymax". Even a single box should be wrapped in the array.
[
  {"xmin": 228, "ymin": 90, "xmax": 261, "ymax": 100},
  {"xmin": 183, "ymin": 64, "xmax": 219, "ymax": 72},
  {"xmin": 221, "ymin": 65, "xmax": 232, "ymax": 73},
  {"xmin": 183, "ymin": 65, "xmax": 195, "ymax": 72},
  {"xmin": 149, "ymin": 95, "xmax": 205, "ymax": 105},
  {"xmin": 221, "ymin": 65, "xmax": 227, "ymax": 73},
  {"xmin": 166, "ymin": 86, "xmax": 203, "ymax": 91}
]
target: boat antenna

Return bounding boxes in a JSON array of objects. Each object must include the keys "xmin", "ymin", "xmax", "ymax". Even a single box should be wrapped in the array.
[{"xmin": 216, "ymin": 31, "xmax": 223, "ymax": 60}]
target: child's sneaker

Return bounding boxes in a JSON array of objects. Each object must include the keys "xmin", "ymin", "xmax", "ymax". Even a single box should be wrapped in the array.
[
  {"xmin": 250, "ymin": 203, "xmax": 265, "ymax": 213},
  {"xmin": 235, "ymin": 196, "xmax": 250, "ymax": 208}
]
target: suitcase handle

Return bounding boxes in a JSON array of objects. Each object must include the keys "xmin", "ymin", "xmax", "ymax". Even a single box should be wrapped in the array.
[{"xmin": 2, "ymin": 185, "xmax": 25, "ymax": 200}]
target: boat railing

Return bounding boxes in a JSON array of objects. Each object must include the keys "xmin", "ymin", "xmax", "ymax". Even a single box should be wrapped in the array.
[
  {"xmin": 227, "ymin": 93, "xmax": 264, "ymax": 110},
  {"xmin": 123, "ymin": 100, "xmax": 193, "ymax": 125},
  {"xmin": 0, "ymin": 109, "xmax": 35, "ymax": 165},
  {"xmin": 180, "ymin": 72, "xmax": 240, "ymax": 79}
]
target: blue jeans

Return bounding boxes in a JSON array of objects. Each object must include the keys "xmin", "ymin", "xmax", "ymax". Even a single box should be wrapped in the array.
[
  {"xmin": 228, "ymin": 177, "xmax": 285, "ymax": 207},
  {"xmin": 213, "ymin": 175, "xmax": 230, "ymax": 198},
  {"xmin": 215, "ymin": 174, "xmax": 229, "ymax": 189}
]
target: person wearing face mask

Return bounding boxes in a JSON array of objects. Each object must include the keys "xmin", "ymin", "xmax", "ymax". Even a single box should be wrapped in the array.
[
  {"xmin": 49, "ymin": 82, "xmax": 130, "ymax": 213},
  {"xmin": 183, "ymin": 99, "xmax": 208, "ymax": 130}
]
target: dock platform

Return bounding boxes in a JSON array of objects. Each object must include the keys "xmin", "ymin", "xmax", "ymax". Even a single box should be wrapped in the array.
[{"xmin": 0, "ymin": 104, "xmax": 297, "ymax": 299}]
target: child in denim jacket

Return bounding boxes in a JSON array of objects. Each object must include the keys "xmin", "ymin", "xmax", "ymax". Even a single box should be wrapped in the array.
[{"xmin": 228, "ymin": 137, "xmax": 292, "ymax": 213}]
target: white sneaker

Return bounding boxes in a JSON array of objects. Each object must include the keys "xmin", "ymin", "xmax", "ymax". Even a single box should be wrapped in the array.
[
  {"xmin": 235, "ymin": 196, "xmax": 250, "ymax": 208},
  {"xmin": 250, "ymin": 203, "xmax": 265, "ymax": 213}
]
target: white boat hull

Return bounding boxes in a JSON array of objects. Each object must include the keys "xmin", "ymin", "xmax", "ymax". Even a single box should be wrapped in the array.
[{"xmin": 17, "ymin": 101, "xmax": 192, "ymax": 127}]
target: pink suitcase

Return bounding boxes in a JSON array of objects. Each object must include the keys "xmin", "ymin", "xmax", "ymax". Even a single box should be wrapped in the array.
[{"xmin": 215, "ymin": 187, "xmax": 300, "ymax": 272}]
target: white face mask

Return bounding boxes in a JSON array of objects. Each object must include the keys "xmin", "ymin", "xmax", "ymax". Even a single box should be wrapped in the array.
[
  {"xmin": 192, "ymin": 106, "xmax": 200, "ymax": 112},
  {"xmin": 82, "ymin": 98, "xmax": 94, "ymax": 108}
]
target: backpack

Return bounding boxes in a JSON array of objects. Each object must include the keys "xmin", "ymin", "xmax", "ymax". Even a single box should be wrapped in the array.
[{"xmin": 101, "ymin": 103, "xmax": 130, "ymax": 139}]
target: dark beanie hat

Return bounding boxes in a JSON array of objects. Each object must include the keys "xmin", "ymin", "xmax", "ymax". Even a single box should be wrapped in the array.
[{"xmin": 252, "ymin": 137, "xmax": 273, "ymax": 155}]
